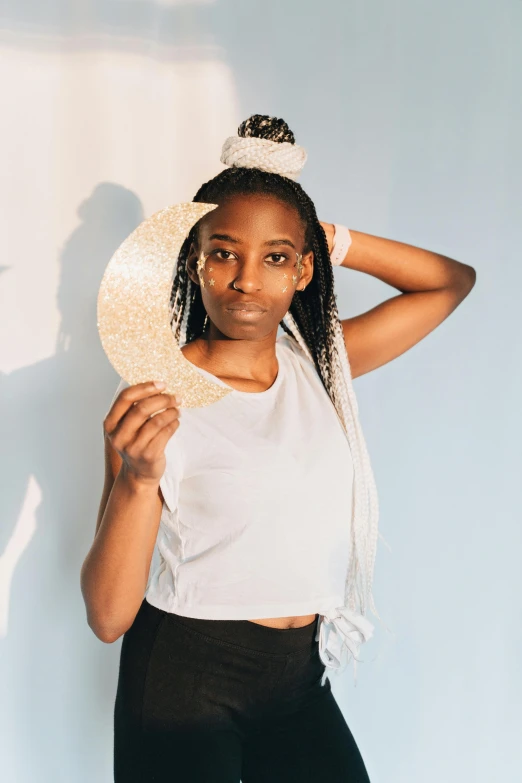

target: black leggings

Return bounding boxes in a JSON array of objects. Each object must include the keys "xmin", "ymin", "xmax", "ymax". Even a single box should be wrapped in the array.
[{"xmin": 114, "ymin": 598, "xmax": 371, "ymax": 782}]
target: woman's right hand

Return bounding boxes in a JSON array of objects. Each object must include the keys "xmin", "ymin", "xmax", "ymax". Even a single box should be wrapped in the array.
[{"xmin": 103, "ymin": 381, "xmax": 182, "ymax": 486}]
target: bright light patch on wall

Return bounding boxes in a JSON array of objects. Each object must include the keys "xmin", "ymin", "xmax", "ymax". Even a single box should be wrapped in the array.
[
  {"xmin": 0, "ymin": 475, "xmax": 42, "ymax": 638},
  {"xmin": 0, "ymin": 44, "xmax": 239, "ymax": 373}
]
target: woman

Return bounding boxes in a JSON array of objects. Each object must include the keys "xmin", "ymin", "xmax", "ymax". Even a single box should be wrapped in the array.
[{"xmin": 81, "ymin": 114, "xmax": 476, "ymax": 782}]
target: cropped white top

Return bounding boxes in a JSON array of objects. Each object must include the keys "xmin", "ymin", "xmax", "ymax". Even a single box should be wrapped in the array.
[{"xmin": 110, "ymin": 332, "xmax": 374, "ymax": 678}]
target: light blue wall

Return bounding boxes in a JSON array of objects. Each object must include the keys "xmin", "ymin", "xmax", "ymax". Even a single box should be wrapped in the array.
[{"xmin": 1, "ymin": 2, "xmax": 520, "ymax": 781}]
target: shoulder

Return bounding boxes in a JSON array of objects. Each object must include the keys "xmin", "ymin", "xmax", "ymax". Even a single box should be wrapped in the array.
[{"xmin": 276, "ymin": 331, "xmax": 315, "ymax": 368}]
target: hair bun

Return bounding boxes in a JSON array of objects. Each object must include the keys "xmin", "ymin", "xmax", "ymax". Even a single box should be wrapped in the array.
[
  {"xmin": 220, "ymin": 113, "xmax": 307, "ymax": 181},
  {"xmin": 238, "ymin": 114, "xmax": 296, "ymax": 145}
]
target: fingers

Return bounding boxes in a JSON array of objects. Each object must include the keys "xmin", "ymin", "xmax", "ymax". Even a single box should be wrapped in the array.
[
  {"xmin": 131, "ymin": 405, "xmax": 182, "ymax": 460},
  {"xmin": 104, "ymin": 382, "xmax": 182, "ymax": 447}
]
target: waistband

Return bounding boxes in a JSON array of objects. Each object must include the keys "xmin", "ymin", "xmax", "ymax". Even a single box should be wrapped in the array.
[{"xmin": 152, "ymin": 602, "xmax": 320, "ymax": 655}]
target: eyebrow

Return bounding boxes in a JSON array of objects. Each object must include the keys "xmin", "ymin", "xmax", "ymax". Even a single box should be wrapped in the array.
[{"xmin": 208, "ymin": 233, "xmax": 296, "ymax": 250}]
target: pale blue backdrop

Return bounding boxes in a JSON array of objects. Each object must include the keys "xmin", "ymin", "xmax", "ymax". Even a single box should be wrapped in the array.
[{"xmin": 1, "ymin": 1, "xmax": 520, "ymax": 781}]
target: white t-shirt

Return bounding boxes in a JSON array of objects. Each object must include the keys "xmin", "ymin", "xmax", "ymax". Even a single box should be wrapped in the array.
[{"xmin": 109, "ymin": 332, "xmax": 371, "ymax": 674}]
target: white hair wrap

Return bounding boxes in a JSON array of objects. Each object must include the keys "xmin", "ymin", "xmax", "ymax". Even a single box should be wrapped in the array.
[{"xmin": 220, "ymin": 135, "xmax": 308, "ymax": 180}]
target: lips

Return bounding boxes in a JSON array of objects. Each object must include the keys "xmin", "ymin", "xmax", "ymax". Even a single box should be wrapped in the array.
[{"xmin": 226, "ymin": 303, "xmax": 266, "ymax": 312}]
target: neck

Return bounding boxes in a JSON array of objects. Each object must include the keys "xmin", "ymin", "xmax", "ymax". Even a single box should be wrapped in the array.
[{"xmin": 186, "ymin": 323, "xmax": 279, "ymax": 387}]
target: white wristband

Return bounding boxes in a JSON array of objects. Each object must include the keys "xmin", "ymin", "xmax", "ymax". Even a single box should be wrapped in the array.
[{"xmin": 330, "ymin": 224, "xmax": 352, "ymax": 266}]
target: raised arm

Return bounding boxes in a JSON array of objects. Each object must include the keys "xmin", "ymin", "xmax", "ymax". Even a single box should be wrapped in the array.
[{"xmin": 321, "ymin": 223, "xmax": 476, "ymax": 379}]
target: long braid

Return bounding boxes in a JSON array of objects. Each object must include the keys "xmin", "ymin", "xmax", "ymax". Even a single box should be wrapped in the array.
[{"xmin": 168, "ymin": 115, "xmax": 383, "ymax": 631}]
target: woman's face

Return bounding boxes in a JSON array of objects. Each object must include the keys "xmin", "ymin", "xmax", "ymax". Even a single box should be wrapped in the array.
[{"xmin": 186, "ymin": 193, "xmax": 314, "ymax": 340}]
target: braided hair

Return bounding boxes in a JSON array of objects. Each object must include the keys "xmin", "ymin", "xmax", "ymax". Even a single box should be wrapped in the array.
[{"xmin": 170, "ymin": 114, "xmax": 381, "ymax": 626}]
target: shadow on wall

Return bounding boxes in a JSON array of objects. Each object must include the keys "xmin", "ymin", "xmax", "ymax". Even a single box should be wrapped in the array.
[{"xmin": 0, "ymin": 183, "xmax": 144, "ymax": 780}]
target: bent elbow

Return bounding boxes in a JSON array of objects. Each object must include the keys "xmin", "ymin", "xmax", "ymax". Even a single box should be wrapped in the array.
[
  {"xmin": 460, "ymin": 264, "xmax": 477, "ymax": 293},
  {"xmin": 88, "ymin": 618, "xmax": 125, "ymax": 644}
]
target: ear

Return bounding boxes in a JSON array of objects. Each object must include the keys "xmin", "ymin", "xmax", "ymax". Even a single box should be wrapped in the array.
[
  {"xmin": 185, "ymin": 241, "xmax": 201, "ymax": 287},
  {"xmin": 298, "ymin": 249, "xmax": 314, "ymax": 290}
]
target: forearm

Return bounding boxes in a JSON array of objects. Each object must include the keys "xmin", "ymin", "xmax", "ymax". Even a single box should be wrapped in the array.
[
  {"xmin": 80, "ymin": 469, "xmax": 161, "ymax": 643},
  {"xmin": 323, "ymin": 222, "xmax": 475, "ymax": 293}
]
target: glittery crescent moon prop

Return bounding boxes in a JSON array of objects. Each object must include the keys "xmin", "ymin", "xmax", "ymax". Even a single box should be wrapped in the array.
[{"xmin": 97, "ymin": 201, "xmax": 234, "ymax": 408}]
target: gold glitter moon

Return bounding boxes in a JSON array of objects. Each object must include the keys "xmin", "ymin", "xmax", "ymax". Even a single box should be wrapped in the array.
[{"xmin": 97, "ymin": 201, "xmax": 234, "ymax": 408}]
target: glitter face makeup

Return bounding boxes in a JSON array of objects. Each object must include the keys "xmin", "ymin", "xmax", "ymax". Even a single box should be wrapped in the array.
[
  {"xmin": 196, "ymin": 248, "xmax": 305, "ymax": 293},
  {"xmin": 287, "ymin": 253, "xmax": 303, "ymax": 291}
]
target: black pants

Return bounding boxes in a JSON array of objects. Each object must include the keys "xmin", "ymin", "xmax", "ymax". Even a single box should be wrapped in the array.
[{"xmin": 114, "ymin": 598, "xmax": 371, "ymax": 782}]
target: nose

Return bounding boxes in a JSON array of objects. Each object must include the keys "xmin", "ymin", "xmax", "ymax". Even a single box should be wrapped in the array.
[{"xmin": 230, "ymin": 256, "xmax": 263, "ymax": 292}]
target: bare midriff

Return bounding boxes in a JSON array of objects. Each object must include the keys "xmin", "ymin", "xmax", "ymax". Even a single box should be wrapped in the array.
[{"xmin": 247, "ymin": 613, "xmax": 318, "ymax": 629}]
